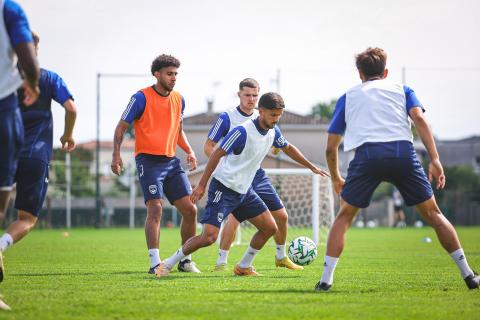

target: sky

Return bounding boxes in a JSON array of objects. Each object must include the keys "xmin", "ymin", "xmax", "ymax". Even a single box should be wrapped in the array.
[{"xmin": 18, "ymin": 0, "xmax": 480, "ymax": 144}]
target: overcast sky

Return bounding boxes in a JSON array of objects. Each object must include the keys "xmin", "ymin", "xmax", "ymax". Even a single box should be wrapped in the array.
[{"xmin": 18, "ymin": 0, "xmax": 480, "ymax": 144}]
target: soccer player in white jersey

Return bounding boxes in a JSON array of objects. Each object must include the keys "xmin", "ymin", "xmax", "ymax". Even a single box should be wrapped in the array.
[
  {"xmin": 316, "ymin": 47, "xmax": 479, "ymax": 291},
  {"xmin": 157, "ymin": 92, "xmax": 329, "ymax": 276},
  {"xmin": 205, "ymin": 78, "xmax": 302, "ymax": 271}
]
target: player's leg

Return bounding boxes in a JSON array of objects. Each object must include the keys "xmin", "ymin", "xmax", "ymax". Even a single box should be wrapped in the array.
[
  {"xmin": 269, "ymin": 208, "xmax": 303, "ymax": 270},
  {"xmin": 136, "ymin": 155, "xmax": 167, "ymax": 274},
  {"xmin": 0, "ymin": 157, "xmax": 47, "ymax": 250},
  {"xmin": 0, "ymin": 102, "xmax": 23, "ymax": 224},
  {"xmin": 172, "ymin": 195, "xmax": 200, "ymax": 272},
  {"xmin": 415, "ymin": 196, "xmax": 478, "ymax": 289},
  {"xmin": 214, "ymin": 214, "xmax": 239, "ymax": 271},
  {"xmin": 232, "ymin": 189, "xmax": 277, "ymax": 276},
  {"xmin": 164, "ymin": 157, "xmax": 200, "ymax": 272},
  {"xmin": 315, "ymin": 155, "xmax": 379, "ymax": 291},
  {"xmin": 252, "ymin": 171, "xmax": 300, "ymax": 269},
  {"xmin": 233, "ymin": 209, "xmax": 277, "ymax": 276},
  {"xmin": 157, "ymin": 178, "xmax": 236, "ymax": 276},
  {"xmin": 145, "ymin": 199, "xmax": 163, "ymax": 273},
  {"xmin": 157, "ymin": 223, "xmax": 220, "ymax": 277}
]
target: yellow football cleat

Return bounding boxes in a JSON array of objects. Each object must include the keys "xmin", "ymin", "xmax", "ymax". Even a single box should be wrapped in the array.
[
  {"xmin": 233, "ymin": 264, "xmax": 261, "ymax": 276},
  {"xmin": 213, "ymin": 263, "xmax": 228, "ymax": 272},
  {"xmin": 275, "ymin": 257, "xmax": 304, "ymax": 270},
  {"xmin": 155, "ymin": 262, "xmax": 172, "ymax": 277}
]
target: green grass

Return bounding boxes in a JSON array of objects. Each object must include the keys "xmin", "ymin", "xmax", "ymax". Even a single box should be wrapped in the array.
[{"xmin": 0, "ymin": 227, "xmax": 479, "ymax": 319}]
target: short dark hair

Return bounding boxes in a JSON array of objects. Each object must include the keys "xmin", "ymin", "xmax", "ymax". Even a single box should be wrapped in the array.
[
  {"xmin": 151, "ymin": 54, "xmax": 180, "ymax": 75},
  {"xmin": 32, "ymin": 31, "xmax": 39, "ymax": 46},
  {"xmin": 355, "ymin": 47, "xmax": 387, "ymax": 78},
  {"xmin": 258, "ymin": 92, "xmax": 285, "ymax": 110},
  {"xmin": 239, "ymin": 78, "xmax": 259, "ymax": 91}
]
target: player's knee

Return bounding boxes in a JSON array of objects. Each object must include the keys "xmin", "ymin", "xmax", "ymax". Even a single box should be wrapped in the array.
[
  {"xmin": 264, "ymin": 223, "xmax": 278, "ymax": 238},
  {"xmin": 202, "ymin": 230, "xmax": 218, "ymax": 245},
  {"xmin": 181, "ymin": 203, "xmax": 197, "ymax": 221},
  {"xmin": 146, "ymin": 200, "xmax": 163, "ymax": 220},
  {"xmin": 18, "ymin": 211, "xmax": 38, "ymax": 228},
  {"xmin": 273, "ymin": 209, "xmax": 288, "ymax": 226}
]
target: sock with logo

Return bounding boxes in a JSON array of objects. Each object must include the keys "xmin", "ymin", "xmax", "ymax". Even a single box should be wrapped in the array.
[
  {"xmin": 450, "ymin": 248, "xmax": 474, "ymax": 278},
  {"xmin": 0, "ymin": 233, "xmax": 13, "ymax": 253},
  {"xmin": 148, "ymin": 249, "xmax": 161, "ymax": 268},
  {"xmin": 275, "ymin": 244, "xmax": 286, "ymax": 260},
  {"xmin": 217, "ymin": 249, "xmax": 229, "ymax": 265},
  {"xmin": 320, "ymin": 255, "xmax": 339, "ymax": 285},
  {"xmin": 238, "ymin": 246, "xmax": 259, "ymax": 268},
  {"xmin": 181, "ymin": 254, "xmax": 192, "ymax": 263}
]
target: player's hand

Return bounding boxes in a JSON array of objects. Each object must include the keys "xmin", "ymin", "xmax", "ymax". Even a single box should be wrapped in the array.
[
  {"xmin": 111, "ymin": 154, "xmax": 124, "ymax": 176},
  {"xmin": 311, "ymin": 166, "xmax": 330, "ymax": 177},
  {"xmin": 60, "ymin": 135, "xmax": 76, "ymax": 152},
  {"xmin": 190, "ymin": 184, "xmax": 205, "ymax": 203},
  {"xmin": 332, "ymin": 177, "xmax": 345, "ymax": 195},
  {"xmin": 22, "ymin": 80, "xmax": 40, "ymax": 106},
  {"xmin": 428, "ymin": 158, "xmax": 445, "ymax": 190},
  {"xmin": 186, "ymin": 151, "xmax": 198, "ymax": 171}
]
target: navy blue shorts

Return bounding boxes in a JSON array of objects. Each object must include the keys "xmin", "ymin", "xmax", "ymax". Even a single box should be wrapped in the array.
[
  {"xmin": 0, "ymin": 94, "xmax": 24, "ymax": 190},
  {"xmin": 136, "ymin": 154, "xmax": 192, "ymax": 204},
  {"xmin": 245, "ymin": 168, "xmax": 284, "ymax": 213},
  {"xmin": 341, "ymin": 141, "xmax": 433, "ymax": 208},
  {"xmin": 200, "ymin": 178, "xmax": 268, "ymax": 228},
  {"xmin": 14, "ymin": 158, "xmax": 49, "ymax": 216}
]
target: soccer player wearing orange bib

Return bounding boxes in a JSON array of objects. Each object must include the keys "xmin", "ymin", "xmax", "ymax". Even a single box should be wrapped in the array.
[{"xmin": 111, "ymin": 54, "xmax": 200, "ymax": 274}]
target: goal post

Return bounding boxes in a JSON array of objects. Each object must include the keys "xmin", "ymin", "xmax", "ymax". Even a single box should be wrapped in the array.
[{"xmin": 229, "ymin": 168, "xmax": 335, "ymax": 246}]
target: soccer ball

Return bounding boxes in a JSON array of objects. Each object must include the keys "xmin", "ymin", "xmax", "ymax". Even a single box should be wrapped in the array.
[{"xmin": 288, "ymin": 236, "xmax": 317, "ymax": 266}]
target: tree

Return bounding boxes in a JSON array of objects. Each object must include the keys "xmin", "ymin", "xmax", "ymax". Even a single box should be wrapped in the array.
[{"xmin": 310, "ymin": 99, "xmax": 337, "ymax": 120}]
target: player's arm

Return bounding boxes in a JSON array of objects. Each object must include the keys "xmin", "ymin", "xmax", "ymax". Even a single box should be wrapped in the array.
[
  {"xmin": 204, "ymin": 112, "xmax": 230, "ymax": 157},
  {"xmin": 178, "ymin": 123, "xmax": 197, "ymax": 171},
  {"xmin": 204, "ymin": 139, "xmax": 217, "ymax": 158},
  {"xmin": 282, "ymin": 144, "xmax": 329, "ymax": 177},
  {"xmin": 325, "ymin": 94, "xmax": 346, "ymax": 194},
  {"xmin": 5, "ymin": 0, "xmax": 39, "ymax": 105},
  {"xmin": 60, "ymin": 99, "xmax": 77, "ymax": 152},
  {"xmin": 111, "ymin": 92, "xmax": 145, "ymax": 176},
  {"xmin": 326, "ymin": 134, "xmax": 344, "ymax": 195},
  {"xmin": 191, "ymin": 126, "xmax": 246, "ymax": 203},
  {"xmin": 409, "ymin": 107, "xmax": 445, "ymax": 189},
  {"xmin": 190, "ymin": 147, "xmax": 227, "ymax": 203},
  {"xmin": 111, "ymin": 120, "xmax": 129, "ymax": 176}
]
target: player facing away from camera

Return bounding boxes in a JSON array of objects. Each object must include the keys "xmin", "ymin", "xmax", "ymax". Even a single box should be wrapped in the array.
[
  {"xmin": 0, "ymin": 31, "xmax": 77, "ymax": 266},
  {"xmin": 205, "ymin": 78, "xmax": 302, "ymax": 271},
  {"xmin": 157, "ymin": 92, "xmax": 329, "ymax": 277},
  {"xmin": 0, "ymin": 0, "xmax": 39, "ymax": 310},
  {"xmin": 112, "ymin": 54, "xmax": 200, "ymax": 274},
  {"xmin": 315, "ymin": 47, "xmax": 479, "ymax": 291}
]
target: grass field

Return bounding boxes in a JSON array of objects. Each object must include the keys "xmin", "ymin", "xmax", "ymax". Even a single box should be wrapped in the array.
[{"xmin": 0, "ymin": 227, "xmax": 478, "ymax": 319}]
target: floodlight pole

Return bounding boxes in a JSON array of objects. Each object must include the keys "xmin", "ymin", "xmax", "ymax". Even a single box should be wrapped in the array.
[{"xmin": 95, "ymin": 73, "xmax": 101, "ymax": 228}]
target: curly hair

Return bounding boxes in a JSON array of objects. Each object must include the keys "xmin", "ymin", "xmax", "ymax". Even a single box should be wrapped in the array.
[
  {"xmin": 151, "ymin": 54, "xmax": 180, "ymax": 75},
  {"xmin": 258, "ymin": 92, "xmax": 285, "ymax": 110},
  {"xmin": 355, "ymin": 47, "xmax": 387, "ymax": 79}
]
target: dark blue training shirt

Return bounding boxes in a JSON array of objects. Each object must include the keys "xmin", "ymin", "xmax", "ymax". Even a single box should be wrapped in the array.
[
  {"xmin": 3, "ymin": 0, "xmax": 32, "ymax": 46},
  {"xmin": 19, "ymin": 69, "xmax": 73, "ymax": 163}
]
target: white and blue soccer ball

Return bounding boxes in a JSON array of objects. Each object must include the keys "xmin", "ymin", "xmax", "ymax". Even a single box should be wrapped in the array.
[{"xmin": 288, "ymin": 236, "xmax": 318, "ymax": 266}]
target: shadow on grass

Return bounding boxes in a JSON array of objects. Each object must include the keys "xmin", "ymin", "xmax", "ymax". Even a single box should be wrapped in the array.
[{"xmin": 217, "ymin": 288, "xmax": 351, "ymax": 295}]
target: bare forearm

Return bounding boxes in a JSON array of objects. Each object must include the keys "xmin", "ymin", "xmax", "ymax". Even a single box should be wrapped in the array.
[
  {"xmin": 283, "ymin": 144, "xmax": 315, "ymax": 170},
  {"xmin": 14, "ymin": 42, "xmax": 39, "ymax": 88},
  {"xmin": 414, "ymin": 117, "xmax": 440, "ymax": 161},
  {"xmin": 178, "ymin": 130, "xmax": 193, "ymax": 154},
  {"xmin": 199, "ymin": 151, "xmax": 223, "ymax": 187},
  {"xmin": 326, "ymin": 148, "xmax": 342, "ymax": 180},
  {"xmin": 113, "ymin": 124, "xmax": 127, "ymax": 155}
]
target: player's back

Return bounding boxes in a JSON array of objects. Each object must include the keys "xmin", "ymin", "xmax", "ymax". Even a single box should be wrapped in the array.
[
  {"xmin": 0, "ymin": 0, "xmax": 23, "ymax": 102},
  {"xmin": 343, "ymin": 79, "xmax": 413, "ymax": 151}
]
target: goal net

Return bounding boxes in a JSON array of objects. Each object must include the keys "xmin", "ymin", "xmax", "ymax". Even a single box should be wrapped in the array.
[{"xmin": 221, "ymin": 168, "xmax": 335, "ymax": 246}]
